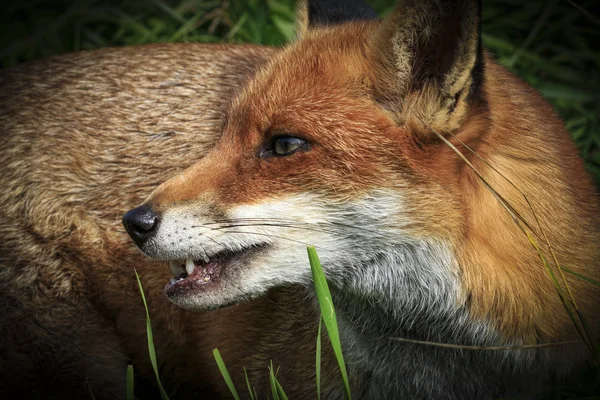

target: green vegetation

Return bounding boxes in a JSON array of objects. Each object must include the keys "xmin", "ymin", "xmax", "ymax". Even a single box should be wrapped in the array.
[
  {"xmin": 307, "ymin": 246, "xmax": 351, "ymax": 400},
  {"xmin": 213, "ymin": 348, "xmax": 241, "ymax": 400},
  {"xmin": 1, "ymin": 0, "xmax": 598, "ymax": 184},
  {"xmin": 126, "ymin": 365, "xmax": 135, "ymax": 400},
  {"xmin": 135, "ymin": 269, "xmax": 170, "ymax": 400}
]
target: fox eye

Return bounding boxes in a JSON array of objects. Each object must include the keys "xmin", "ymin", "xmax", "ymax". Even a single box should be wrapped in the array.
[
  {"xmin": 262, "ymin": 136, "xmax": 308, "ymax": 158},
  {"xmin": 274, "ymin": 137, "xmax": 306, "ymax": 155}
]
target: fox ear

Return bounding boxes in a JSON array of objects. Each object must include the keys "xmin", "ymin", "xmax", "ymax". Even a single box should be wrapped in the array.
[
  {"xmin": 369, "ymin": 0, "xmax": 484, "ymax": 132},
  {"xmin": 296, "ymin": 0, "xmax": 378, "ymax": 37}
]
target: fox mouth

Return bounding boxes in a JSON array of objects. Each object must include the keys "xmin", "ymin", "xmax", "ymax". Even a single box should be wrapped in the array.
[{"xmin": 163, "ymin": 244, "xmax": 267, "ymax": 299}]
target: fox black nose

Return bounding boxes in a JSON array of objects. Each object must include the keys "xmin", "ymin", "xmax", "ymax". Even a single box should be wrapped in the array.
[{"xmin": 122, "ymin": 205, "xmax": 159, "ymax": 247}]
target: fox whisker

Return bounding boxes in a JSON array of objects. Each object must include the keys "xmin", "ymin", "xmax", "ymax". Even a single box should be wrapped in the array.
[
  {"xmin": 212, "ymin": 229, "xmax": 337, "ymax": 251},
  {"xmin": 194, "ymin": 218, "xmax": 397, "ymax": 241}
]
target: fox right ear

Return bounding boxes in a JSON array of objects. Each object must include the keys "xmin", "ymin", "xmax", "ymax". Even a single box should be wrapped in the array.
[
  {"xmin": 368, "ymin": 0, "xmax": 484, "ymax": 133},
  {"xmin": 296, "ymin": 0, "xmax": 378, "ymax": 38}
]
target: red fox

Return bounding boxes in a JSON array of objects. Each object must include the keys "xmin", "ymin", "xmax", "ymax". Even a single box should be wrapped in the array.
[{"xmin": 1, "ymin": 0, "xmax": 599, "ymax": 399}]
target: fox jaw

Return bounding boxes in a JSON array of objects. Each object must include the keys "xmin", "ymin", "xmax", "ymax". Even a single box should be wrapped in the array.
[{"xmin": 123, "ymin": 2, "xmax": 480, "ymax": 314}]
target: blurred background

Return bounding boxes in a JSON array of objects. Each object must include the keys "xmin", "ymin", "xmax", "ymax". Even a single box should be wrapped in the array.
[{"xmin": 1, "ymin": 0, "xmax": 598, "ymax": 184}]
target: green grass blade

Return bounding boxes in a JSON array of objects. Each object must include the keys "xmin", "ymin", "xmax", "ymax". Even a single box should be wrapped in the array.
[
  {"xmin": 565, "ymin": 0, "xmax": 600, "ymax": 28},
  {"xmin": 562, "ymin": 267, "xmax": 600, "ymax": 287},
  {"xmin": 316, "ymin": 316, "xmax": 322, "ymax": 400},
  {"xmin": 274, "ymin": 364, "xmax": 289, "ymax": 400},
  {"xmin": 269, "ymin": 361, "xmax": 281, "ymax": 400},
  {"xmin": 152, "ymin": 0, "xmax": 186, "ymax": 24},
  {"xmin": 86, "ymin": 378, "xmax": 95, "ymax": 400},
  {"xmin": 307, "ymin": 246, "xmax": 351, "ymax": 400},
  {"xmin": 134, "ymin": 269, "xmax": 170, "ymax": 400},
  {"xmin": 212, "ymin": 348, "xmax": 241, "ymax": 400},
  {"xmin": 507, "ymin": 0, "xmax": 557, "ymax": 68},
  {"xmin": 275, "ymin": 377, "xmax": 289, "ymax": 400},
  {"xmin": 126, "ymin": 365, "xmax": 134, "ymax": 400},
  {"xmin": 267, "ymin": 361, "xmax": 289, "ymax": 400},
  {"xmin": 243, "ymin": 367, "xmax": 255, "ymax": 400}
]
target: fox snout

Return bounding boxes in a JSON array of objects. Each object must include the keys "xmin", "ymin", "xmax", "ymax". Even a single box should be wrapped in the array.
[{"xmin": 122, "ymin": 205, "xmax": 159, "ymax": 248}]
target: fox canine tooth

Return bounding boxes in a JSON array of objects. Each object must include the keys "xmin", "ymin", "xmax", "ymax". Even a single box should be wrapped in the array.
[
  {"xmin": 203, "ymin": 254, "xmax": 210, "ymax": 263},
  {"xmin": 186, "ymin": 258, "xmax": 194, "ymax": 276},
  {"xmin": 170, "ymin": 261, "xmax": 181, "ymax": 277}
]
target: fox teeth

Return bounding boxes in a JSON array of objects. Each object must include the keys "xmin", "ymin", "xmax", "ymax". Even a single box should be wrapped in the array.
[
  {"xmin": 203, "ymin": 254, "xmax": 210, "ymax": 263},
  {"xmin": 186, "ymin": 258, "xmax": 195, "ymax": 276}
]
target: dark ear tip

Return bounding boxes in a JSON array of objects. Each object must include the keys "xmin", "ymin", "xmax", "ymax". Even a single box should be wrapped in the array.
[{"xmin": 308, "ymin": 0, "xmax": 378, "ymax": 27}]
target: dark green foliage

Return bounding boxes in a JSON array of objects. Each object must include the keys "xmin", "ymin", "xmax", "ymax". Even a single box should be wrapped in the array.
[{"xmin": 481, "ymin": 0, "xmax": 600, "ymax": 185}]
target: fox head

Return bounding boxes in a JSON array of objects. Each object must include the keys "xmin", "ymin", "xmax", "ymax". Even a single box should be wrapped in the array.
[{"xmin": 124, "ymin": 0, "xmax": 486, "ymax": 313}]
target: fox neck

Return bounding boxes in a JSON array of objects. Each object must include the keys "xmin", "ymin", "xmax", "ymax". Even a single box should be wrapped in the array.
[
  {"xmin": 319, "ymin": 240, "xmax": 535, "ymax": 397},
  {"xmin": 329, "ymin": 240, "xmax": 489, "ymax": 342}
]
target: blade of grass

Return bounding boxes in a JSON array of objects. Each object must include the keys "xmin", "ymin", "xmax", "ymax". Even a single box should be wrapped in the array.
[
  {"xmin": 126, "ymin": 365, "xmax": 134, "ymax": 400},
  {"xmin": 390, "ymin": 336, "xmax": 581, "ymax": 350},
  {"xmin": 307, "ymin": 246, "xmax": 351, "ymax": 400},
  {"xmin": 269, "ymin": 360, "xmax": 281, "ymax": 400},
  {"xmin": 316, "ymin": 316, "xmax": 322, "ymax": 400},
  {"xmin": 243, "ymin": 367, "xmax": 255, "ymax": 400},
  {"xmin": 212, "ymin": 348, "xmax": 241, "ymax": 400},
  {"xmin": 562, "ymin": 267, "xmax": 600, "ymax": 287},
  {"xmin": 268, "ymin": 361, "xmax": 289, "ymax": 400},
  {"xmin": 152, "ymin": 0, "xmax": 186, "ymax": 24},
  {"xmin": 508, "ymin": 0, "xmax": 556, "ymax": 67},
  {"xmin": 134, "ymin": 269, "xmax": 170, "ymax": 400},
  {"xmin": 275, "ymin": 377, "xmax": 289, "ymax": 400},
  {"xmin": 565, "ymin": 0, "xmax": 600, "ymax": 28},
  {"xmin": 86, "ymin": 378, "xmax": 95, "ymax": 400},
  {"xmin": 226, "ymin": 12, "xmax": 248, "ymax": 41},
  {"xmin": 481, "ymin": 34, "xmax": 582, "ymax": 82}
]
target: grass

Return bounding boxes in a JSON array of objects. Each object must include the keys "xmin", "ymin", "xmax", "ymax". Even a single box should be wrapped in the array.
[
  {"xmin": 307, "ymin": 246, "xmax": 351, "ymax": 400},
  {"xmin": 126, "ymin": 365, "xmax": 135, "ymax": 400},
  {"xmin": 315, "ymin": 317, "xmax": 322, "ymax": 400},
  {"xmin": 135, "ymin": 269, "xmax": 170, "ymax": 400},
  {"xmin": 1, "ymin": 0, "xmax": 598, "ymax": 185},
  {"xmin": 213, "ymin": 348, "xmax": 241, "ymax": 400}
]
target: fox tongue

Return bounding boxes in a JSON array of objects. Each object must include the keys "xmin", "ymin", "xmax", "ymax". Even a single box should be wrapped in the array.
[{"xmin": 190, "ymin": 259, "xmax": 221, "ymax": 282}]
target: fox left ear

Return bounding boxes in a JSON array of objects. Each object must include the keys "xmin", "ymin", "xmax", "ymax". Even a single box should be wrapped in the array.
[
  {"xmin": 368, "ymin": 0, "xmax": 484, "ymax": 133},
  {"xmin": 296, "ymin": 0, "xmax": 378, "ymax": 37}
]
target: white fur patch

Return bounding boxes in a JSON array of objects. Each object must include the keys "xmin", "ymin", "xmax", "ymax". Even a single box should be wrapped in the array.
[{"xmin": 144, "ymin": 190, "xmax": 470, "ymax": 316}]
